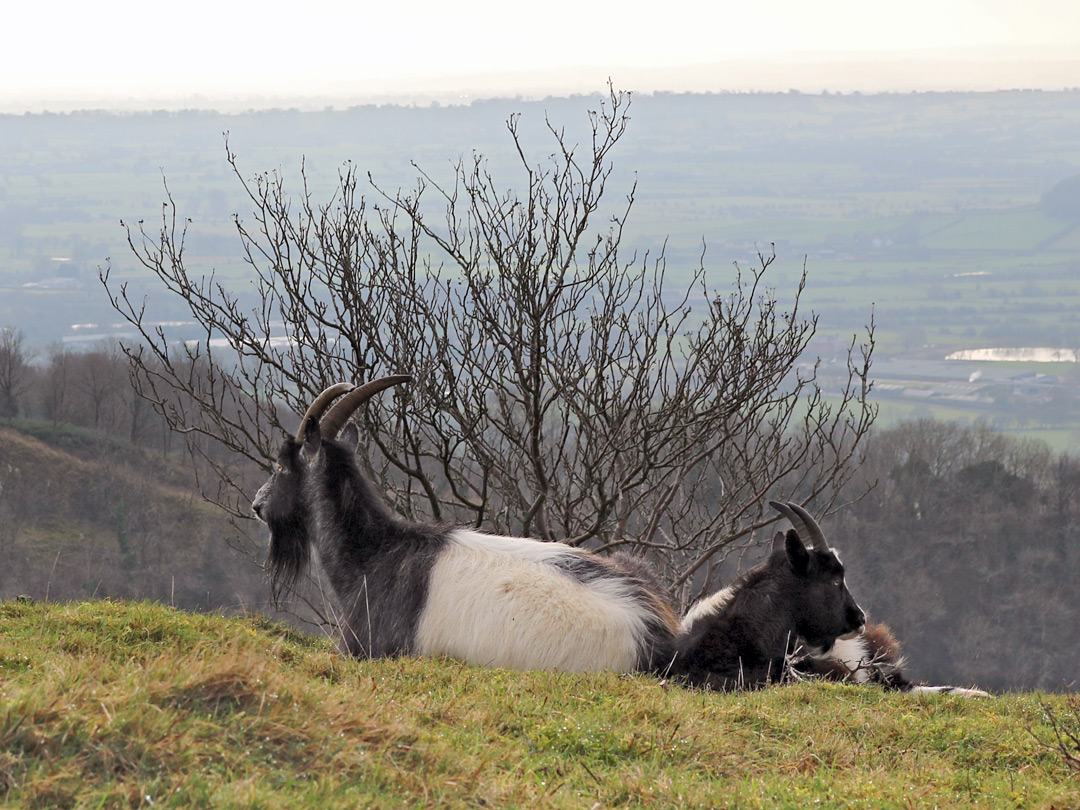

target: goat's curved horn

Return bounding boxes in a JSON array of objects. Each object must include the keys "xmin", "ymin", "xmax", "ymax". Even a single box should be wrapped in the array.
[
  {"xmin": 295, "ymin": 382, "xmax": 354, "ymax": 443},
  {"xmin": 319, "ymin": 374, "xmax": 414, "ymax": 439},
  {"xmin": 769, "ymin": 500, "xmax": 830, "ymax": 552}
]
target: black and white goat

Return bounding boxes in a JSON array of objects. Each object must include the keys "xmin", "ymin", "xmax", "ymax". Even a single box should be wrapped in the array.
[
  {"xmin": 682, "ymin": 504, "xmax": 989, "ymax": 696},
  {"xmin": 252, "ymin": 378, "xmax": 867, "ymax": 689},
  {"xmin": 253, "ymin": 377, "xmax": 679, "ymax": 673},
  {"xmin": 668, "ymin": 501, "xmax": 866, "ymax": 690}
]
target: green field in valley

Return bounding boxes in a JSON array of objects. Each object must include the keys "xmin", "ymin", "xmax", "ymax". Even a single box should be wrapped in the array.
[{"xmin": 2, "ymin": 91, "xmax": 1080, "ymax": 444}]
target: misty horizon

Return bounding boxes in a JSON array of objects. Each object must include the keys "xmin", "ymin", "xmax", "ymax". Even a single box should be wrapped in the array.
[{"xmin": 4, "ymin": 41, "xmax": 1078, "ymax": 115}]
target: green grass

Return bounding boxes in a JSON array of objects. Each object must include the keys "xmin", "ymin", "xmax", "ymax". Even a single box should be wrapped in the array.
[{"xmin": 1, "ymin": 600, "xmax": 1077, "ymax": 809}]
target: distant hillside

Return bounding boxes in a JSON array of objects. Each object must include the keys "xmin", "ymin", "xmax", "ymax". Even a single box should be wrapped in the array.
[
  {"xmin": 0, "ymin": 421, "xmax": 269, "ymax": 611},
  {"xmin": 1042, "ymin": 173, "xmax": 1080, "ymax": 220},
  {"xmin": 4, "ymin": 89, "xmax": 1080, "ymax": 348},
  {"xmin": 1, "ymin": 599, "xmax": 1077, "ymax": 809}
]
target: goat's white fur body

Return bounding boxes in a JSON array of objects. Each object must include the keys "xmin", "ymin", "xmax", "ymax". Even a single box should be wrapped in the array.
[
  {"xmin": 681, "ymin": 586, "xmax": 735, "ymax": 633},
  {"xmin": 416, "ymin": 529, "xmax": 657, "ymax": 671},
  {"xmin": 812, "ymin": 635, "xmax": 873, "ymax": 684}
]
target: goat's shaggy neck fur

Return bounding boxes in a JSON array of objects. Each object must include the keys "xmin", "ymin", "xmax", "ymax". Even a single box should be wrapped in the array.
[
  {"xmin": 671, "ymin": 560, "xmax": 801, "ymax": 690},
  {"xmin": 307, "ymin": 435, "xmax": 451, "ymax": 657},
  {"xmin": 795, "ymin": 623, "xmax": 907, "ymax": 687}
]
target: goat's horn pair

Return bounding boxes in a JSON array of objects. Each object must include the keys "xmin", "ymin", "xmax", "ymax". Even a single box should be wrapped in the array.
[
  {"xmin": 294, "ymin": 382, "xmax": 354, "ymax": 442},
  {"xmin": 319, "ymin": 374, "xmax": 414, "ymax": 439},
  {"xmin": 769, "ymin": 500, "xmax": 830, "ymax": 552}
]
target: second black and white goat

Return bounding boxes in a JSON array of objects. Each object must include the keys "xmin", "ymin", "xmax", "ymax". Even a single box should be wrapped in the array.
[
  {"xmin": 682, "ymin": 505, "xmax": 988, "ymax": 696},
  {"xmin": 668, "ymin": 501, "xmax": 866, "ymax": 690}
]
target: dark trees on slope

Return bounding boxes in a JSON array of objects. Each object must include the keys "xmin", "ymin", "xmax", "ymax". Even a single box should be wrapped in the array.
[
  {"xmin": 829, "ymin": 419, "xmax": 1080, "ymax": 692},
  {"xmin": 0, "ymin": 328, "xmax": 34, "ymax": 419}
]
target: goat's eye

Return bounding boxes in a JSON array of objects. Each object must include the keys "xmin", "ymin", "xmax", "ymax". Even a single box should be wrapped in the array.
[
  {"xmin": 276, "ymin": 464, "xmax": 287, "ymax": 474},
  {"xmin": 833, "ymin": 577, "xmax": 844, "ymax": 588}
]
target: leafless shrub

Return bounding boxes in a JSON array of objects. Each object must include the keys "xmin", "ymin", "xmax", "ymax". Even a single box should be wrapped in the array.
[{"xmin": 100, "ymin": 88, "xmax": 875, "ymax": 605}]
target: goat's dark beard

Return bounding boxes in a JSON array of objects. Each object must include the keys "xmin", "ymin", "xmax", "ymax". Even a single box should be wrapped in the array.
[{"xmin": 266, "ymin": 514, "xmax": 311, "ymax": 606}]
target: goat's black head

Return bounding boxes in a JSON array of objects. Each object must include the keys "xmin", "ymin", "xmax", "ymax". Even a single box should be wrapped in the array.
[
  {"xmin": 252, "ymin": 376, "xmax": 412, "ymax": 602},
  {"xmin": 254, "ymin": 433, "xmax": 312, "ymax": 602},
  {"xmin": 769, "ymin": 501, "xmax": 866, "ymax": 653}
]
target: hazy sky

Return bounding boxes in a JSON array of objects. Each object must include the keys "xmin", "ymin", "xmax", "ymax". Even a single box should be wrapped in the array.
[{"xmin": 5, "ymin": 0, "xmax": 1080, "ymax": 109}]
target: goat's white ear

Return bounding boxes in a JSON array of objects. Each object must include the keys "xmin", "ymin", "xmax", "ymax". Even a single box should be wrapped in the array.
[
  {"xmin": 784, "ymin": 529, "xmax": 810, "ymax": 576},
  {"xmin": 301, "ymin": 416, "xmax": 322, "ymax": 458},
  {"xmin": 771, "ymin": 531, "xmax": 787, "ymax": 554},
  {"xmin": 339, "ymin": 422, "xmax": 360, "ymax": 451}
]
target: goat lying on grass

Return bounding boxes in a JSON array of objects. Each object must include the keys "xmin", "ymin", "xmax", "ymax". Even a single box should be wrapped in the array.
[
  {"xmin": 682, "ymin": 508, "xmax": 988, "ymax": 696},
  {"xmin": 668, "ymin": 501, "xmax": 866, "ymax": 691},
  {"xmin": 253, "ymin": 377, "xmax": 982, "ymax": 695},
  {"xmin": 254, "ymin": 378, "xmax": 679, "ymax": 674}
]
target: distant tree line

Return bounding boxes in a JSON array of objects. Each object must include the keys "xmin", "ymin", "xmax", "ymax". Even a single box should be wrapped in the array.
[
  {"xmin": 0, "ymin": 327, "xmax": 176, "ymax": 453},
  {"xmin": 0, "ymin": 328, "xmax": 267, "ymax": 611}
]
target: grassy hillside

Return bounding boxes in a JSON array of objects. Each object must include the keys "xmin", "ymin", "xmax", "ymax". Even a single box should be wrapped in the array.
[
  {"xmin": 0, "ymin": 422, "xmax": 267, "ymax": 610},
  {"xmin": 1, "ymin": 600, "xmax": 1077, "ymax": 809}
]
